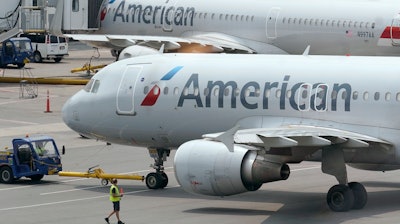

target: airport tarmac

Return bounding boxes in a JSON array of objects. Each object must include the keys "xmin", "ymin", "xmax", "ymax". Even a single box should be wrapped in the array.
[{"xmin": 1, "ymin": 46, "xmax": 400, "ymax": 224}]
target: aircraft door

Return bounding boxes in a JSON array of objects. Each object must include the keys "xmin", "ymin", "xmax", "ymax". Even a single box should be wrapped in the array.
[
  {"xmin": 391, "ymin": 14, "xmax": 400, "ymax": 46},
  {"xmin": 266, "ymin": 7, "xmax": 280, "ymax": 39},
  {"xmin": 162, "ymin": 0, "xmax": 177, "ymax": 32},
  {"xmin": 69, "ymin": 0, "xmax": 88, "ymax": 30},
  {"xmin": 116, "ymin": 66, "xmax": 142, "ymax": 115}
]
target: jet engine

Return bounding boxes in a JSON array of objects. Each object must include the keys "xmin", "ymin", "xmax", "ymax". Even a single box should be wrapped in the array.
[
  {"xmin": 117, "ymin": 45, "xmax": 160, "ymax": 60},
  {"xmin": 174, "ymin": 139, "xmax": 290, "ymax": 196}
]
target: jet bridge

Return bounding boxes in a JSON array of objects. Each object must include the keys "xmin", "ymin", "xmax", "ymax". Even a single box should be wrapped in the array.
[
  {"xmin": 0, "ymin": 0, "xmax": 105, "ymax": 43},
  {"xmin": 50, "ymin": 0, "xmax": 105, "ymax": 36},
  {"xmin": 0, "ymin": 0, "xmax": 55, "ymax": 42}
]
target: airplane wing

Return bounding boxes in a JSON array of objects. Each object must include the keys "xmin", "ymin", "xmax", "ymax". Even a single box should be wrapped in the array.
[
  {"xmin": 203, "ymin": 125, "xmax": 392, "ymax": 153},
  {"xmin": 65, "ymin": 33, "xmax": 256, "ymax": 53}
]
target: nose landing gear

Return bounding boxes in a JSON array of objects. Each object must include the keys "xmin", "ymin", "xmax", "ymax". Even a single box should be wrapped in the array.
[{"xmin": 146, "ymin": 148, "xmax": 170, "ymax": 189}]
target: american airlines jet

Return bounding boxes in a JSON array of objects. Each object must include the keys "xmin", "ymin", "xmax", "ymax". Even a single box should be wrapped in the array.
[
  {"xmin": 63, "ymin": 52, "xmax": 400, "ymax": 212},
  {"xmin": 64, "ymin": 0, "xmax": 400, "ymax": 57}
]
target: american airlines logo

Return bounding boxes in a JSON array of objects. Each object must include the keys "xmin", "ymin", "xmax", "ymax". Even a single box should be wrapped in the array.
[
  {"xmin": 142, "ymin": 68, "xmax": 352, "ymax": 112},
  {"xmin": 141, "ymin": 66, "xmax": 184, "ymax": 106},
  {"xmin": 112, "ymin": 1, "xmax": 195, "ymax": 27},
  {"xmin": 178, "ymin": 74, "xmax": 351, "ymax": 112}
]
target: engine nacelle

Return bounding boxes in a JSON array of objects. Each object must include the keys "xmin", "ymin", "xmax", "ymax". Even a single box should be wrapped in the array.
[
  {"xmin": 174, "ymin": 139, "xmax": 290, "ymax": 196},
  {"xmin": 118, "ymin": 45, "xmax": 160, "ymax": 60}
]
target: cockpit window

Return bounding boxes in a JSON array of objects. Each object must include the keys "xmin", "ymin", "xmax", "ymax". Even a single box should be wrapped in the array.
[
  {"xmin": 84, "ymin": 79, "xmax": 94, "ymax": 92},
  {"xmin": 83, "ymin": 79, "xmax": 100, "ymax": 93},
  {"xmin": 91, "ymin": 80, "xmax": 100, "ymax": 93}
]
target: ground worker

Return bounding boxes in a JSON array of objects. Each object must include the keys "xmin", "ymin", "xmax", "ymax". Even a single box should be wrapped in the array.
[{"xmin": 105, "ymin": 179, "xmax": 124, "ymax": 224}]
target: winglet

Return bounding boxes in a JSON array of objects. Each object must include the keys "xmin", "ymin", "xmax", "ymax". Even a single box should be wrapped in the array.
[
  {"xmin": 302, "ymin": 45, "xmax": 310, "ymax": 56},
  {"xmin": 215, "ymin": 125, "xmax": 240, "ymax": 152}
]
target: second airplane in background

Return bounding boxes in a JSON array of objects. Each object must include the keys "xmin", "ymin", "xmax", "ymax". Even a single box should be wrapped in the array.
[{"xmin": 65, "ymin": 0, "xmax": 400, "ymax": 57}]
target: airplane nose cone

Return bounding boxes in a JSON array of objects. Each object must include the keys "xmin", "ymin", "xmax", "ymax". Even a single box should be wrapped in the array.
[{"xmin": 62, "ymin": 92, "xmax": 83, "ymax": 135}]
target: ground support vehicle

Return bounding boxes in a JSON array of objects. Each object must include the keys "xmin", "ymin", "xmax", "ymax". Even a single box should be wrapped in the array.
[
  {"xmin": 21, "ymin": 34, "xmax": 68, "ymax": 63},
  {"xmin": 0, "ymin": 37, "xmax": 33, "ymax": 68},
  {"xmin": 0, "ymin": 136, "xmax": 62, "ymax": 183}
]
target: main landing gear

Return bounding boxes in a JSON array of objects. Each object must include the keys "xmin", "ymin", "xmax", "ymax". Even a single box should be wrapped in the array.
[
  {"xmin": 145, "ymin": 148, "xmax": 170, "ymax": 189},
  {"xmin": 322, "ymin": 147, "xmax": 368, "ymax": 212}
]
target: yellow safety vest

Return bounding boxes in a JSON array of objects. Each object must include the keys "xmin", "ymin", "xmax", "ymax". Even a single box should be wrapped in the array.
[{"xmin": 109, "ymin": 185, "xmax": 120, "ymax": 202}]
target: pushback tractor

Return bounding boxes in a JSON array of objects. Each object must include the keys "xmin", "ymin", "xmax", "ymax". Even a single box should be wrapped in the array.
[{"xmin": 0, "ymin": 136, "xmax": 62, "ymax": 183}]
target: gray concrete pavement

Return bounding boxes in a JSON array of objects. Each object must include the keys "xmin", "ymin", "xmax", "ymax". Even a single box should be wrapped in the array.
[{"xmin": 0, "ymin": 47, "xmax": 400, "ymax": 224}]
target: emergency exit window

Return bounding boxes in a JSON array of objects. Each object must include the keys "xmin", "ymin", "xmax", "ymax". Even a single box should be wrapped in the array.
[{"xmin": 72, "ymin": 0, "xmax": 79, "ymax": 12}]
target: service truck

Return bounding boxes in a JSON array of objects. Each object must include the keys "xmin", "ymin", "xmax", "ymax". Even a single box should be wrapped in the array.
[{"xmin": 0, "ymin": 136, "xmax": 62, "ymax": 183}]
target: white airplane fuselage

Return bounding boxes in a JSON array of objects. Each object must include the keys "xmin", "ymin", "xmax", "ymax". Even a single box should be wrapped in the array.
[
  {"xmin": 90, "ymin": 0, "xmax": 400, "ymax": 55},
  {"xmin": 62, "ymin": 53, "xmax": 400, "ymax": 211},
  {"xmin": 63, "ymin": 53, "xmax": 400, "ymax": 169}
]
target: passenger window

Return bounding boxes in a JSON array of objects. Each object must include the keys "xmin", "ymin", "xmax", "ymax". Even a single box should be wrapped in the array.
[
  {"xmin": 163, "ymin": 87, "xmax": 169, "ymax": 95},
  {"xmin": 286, "ymin": 90, "xmax": 291, "ymax": 98},
  {"xmin": 264, "ymin": 89, "xmax": 271, "ymax": 98},
  {"xmin": 385, "ymin": 92, "xmax": 391, "ymax": 101},
  {"xmin": 276, "ymin": 89, "xmax": 281, "ymax": 98},
  {"xmin": 143, "ymin": 86, "xmax": 149, "ymax": 94},
  {"xmin": 213, "ymin": 88, "xmax": 219, "ymax": 96},
  {"xmin": 363, "ymin": 92, "xmax": 369, "ymax": 100},
  {"xmin": 173, "ymin": 87, "xmax": 179, "ymax": 95},
  {"xmin": 183, "ymin": 87, "xmax": 188, "ymax": 96},
  {"xmin": 341, "ymin": 91, "xmax": 347, "ymax": 100},
  {"xmin": 352, "ymin": 91, "xmax": 358, "ymax": 100},
  {"xmin": 224, "ymin": 88, "xmax": 230, "ymax": 96},
  {"xmin": 331, "ymin": 90, "xmax": 337, "ymax": 100},
  {"xmin": 235, "ymin": 88, "xmax": 240, "ymax": 96},
  {"xmin": 396, "ymin": 92, "xmax": 400, "ymax": 101},
  {"xmin": 204, "ymin": 88, "xmax": 210, "ymax": 96},
  {"xmin": 374, "ymin": 92, "xmax": 380, "ymax": 101}
]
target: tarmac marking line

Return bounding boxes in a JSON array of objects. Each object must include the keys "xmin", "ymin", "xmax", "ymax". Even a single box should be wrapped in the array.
[{"xmin": 0, "ymin": 186, "xmax": 180, "ymax": 211}]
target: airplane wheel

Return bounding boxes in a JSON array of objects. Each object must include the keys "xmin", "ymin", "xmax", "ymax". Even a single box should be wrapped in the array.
[
  {"xmin": 327, "ymin": 184, "xmax": 354, "ymax": 212},
  {"xmin": 349, "ymin": 182, "xmax": 367, "ymax": 209},
  {"xmin": 0, "ymin": 166, "xmax": 14, "ymax": 184},
  {"xmin": 146, "ymin": 172, "xmax": 161, "ymax": 189},
  {"xmin": 160, "ymin": 172, "xmax": 168, "ymax": 189}
]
